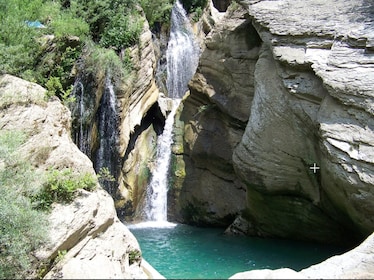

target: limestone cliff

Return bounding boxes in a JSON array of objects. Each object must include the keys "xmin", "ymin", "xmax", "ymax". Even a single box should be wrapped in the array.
[
  {"xmin": 68, "ymin": 13, "xmax": 162, "ymax": 217},
  {"xmin": 0, "ymin": 74, "xmax": 161, "ymax": 279},
  {"xmin": 179, "ymin": 0, "xmax": 374, "ymax": 244},
  {"xmin": 176, "ymin": 5, "xmax": 257, "ymax": 225}
]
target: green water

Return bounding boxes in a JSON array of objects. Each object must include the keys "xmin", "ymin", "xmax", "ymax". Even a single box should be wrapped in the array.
[{"xmin": 129, "ymin": 223, "xmax": 345, "ymax": 279}]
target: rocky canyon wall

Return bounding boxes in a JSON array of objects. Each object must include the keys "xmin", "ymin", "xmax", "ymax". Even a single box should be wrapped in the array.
[
  {"xmin": 0, "ymin": 75, "xmax": 154, "ymax": 279},
  {"xmin": 174, "ymin": 5, "xmax": 259, "ymax": 225},
  {"xmin": 69, "ymin": 14, "xmax": 165, "ymax": 218},
  {"xmin": 178, "ymin": 0, "xmax": 374, "ymax": 244}
]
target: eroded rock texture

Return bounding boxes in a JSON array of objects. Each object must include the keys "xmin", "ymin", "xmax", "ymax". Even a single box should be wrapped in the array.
[
  {"xmin": 69, "ymin": 15, "xmax": 162, "ymax": 217},
  {"xmin": 234, "ymin": 0, "xmax": 374, "ymax": 243},
  {"xmin": 176, "ymin": 6, "xmax": 260, "ymax": 225},
  {"xmin": 0, "ymin": 75, "xmax": 155, "ymax": 279},
  {"xmin": 179, "ymin": 0, "xmax": 374, "ymax": 244}
]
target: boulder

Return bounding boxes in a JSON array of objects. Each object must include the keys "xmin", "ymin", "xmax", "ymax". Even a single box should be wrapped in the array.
[{"xmin": 41, "ymin": 189, "xmax": 148, "ymax": 279}]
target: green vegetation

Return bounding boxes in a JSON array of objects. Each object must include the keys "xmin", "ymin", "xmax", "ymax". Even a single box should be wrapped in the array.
[
  {"xmin": 140, "ymin": 0, "xmax": 174, "ymax": 29},
  {"xmin": 192, "ymin": 6, "xmax": 203, "ymax": 22},
  {"xmin": 0, "ymin": 0, "xmax": 149, "ymax": 101},
  {"xmin": 32, "ymin": 168, "xmax": 97, "ymax": 211},
  {"xmin": 0, "ymin": 130, "xmax": 97, "ymax": 277},
  {"xmin": 0, "ymin": 0, "xmax": 207, "ymax": 100},
  {"xmin": 98, "ymin": 167, "xmax": 116, "ymax": 183},
  {"xmin": 128, "ymin": 249, "xmax": 142, "ymax": 264},
  {"xmin": 99, "ymin": 13, "xmax": 143, "ymax": 50},
  {"xmin": 84, "ymin": 42, "xmax": 131, "ymax": 80},
  {"xmin": 45, "ymin": 76, "xmax": 75, "ymax": 105},
  {"xmin": 181, "ymin": 0, "xmax": 208, "ymax": 14},
  {"xmin": 0, "ymin": 130, "xmax": 46, "ymax": 279}
]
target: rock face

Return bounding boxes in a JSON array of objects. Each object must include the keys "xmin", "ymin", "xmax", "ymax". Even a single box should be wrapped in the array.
[
  {"xmin": 68, "ymin": 14, "xmax": 162, "ymax": 217},
  {"xmin": 176, "ymin": 5, "xmax": 259, "ymax": 225},
  {"xmin": 116, "ymin": 16, "xmax": 166, "ymax": 216},
  {"xmin": 232, "ymin": 0, "xmax": 374, "ymax": 243},
  {"xmin": 0, "ymin": 74, "xmax": 159, "ymax": 279},
  {"xmin": 178, "ymin": 0, "xmax": 374, "ymax": 244},
  {"xmin": 229, "ymin": 232, "xmax": 374, "ymax": 279}
]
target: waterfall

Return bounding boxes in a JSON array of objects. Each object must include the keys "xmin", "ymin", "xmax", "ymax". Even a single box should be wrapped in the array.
[
  {"xmin": 166, "ymin": 0, "xmax": 200, "ymax": 99},
  {"xmin": 142, "ymin": 0, "xmax": 200, "ymax": 224},
  {"xmin": 72, "ymin": 79, "xmax": 91, "ymax": 157},
  {"xmin": 143, "ymin": 99, "xmax": 181, "ymax": 221},
  {"xmin": 95, "ymin": 75, "xmax": 119, "ymax": 195}
]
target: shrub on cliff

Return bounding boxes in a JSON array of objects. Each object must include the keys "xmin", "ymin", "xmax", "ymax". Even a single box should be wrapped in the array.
[
  {"xmin": 99, "ymin": 13, "xmax": 143, "ymax": 50},
  {"xmin": 0, "ymin": 0, "xmax": 87, "ymax": 92},
  {"xmin": 31, "ymin": 168, "xmax": 97, "ymax": 211},
  {"xmin": 69, "ymin": 0, "xmax": 143, "ymax": 50},
  {"xmin": 0, "ymin": 129, "xmax": 97, "ymax": 276},
  {"xmin": 0, "ymin": 131, "xmax": 47, "ymax": 279},
  {"xmin": 140, "ymin": 0, "xmax": 174, "ymax": 29}
]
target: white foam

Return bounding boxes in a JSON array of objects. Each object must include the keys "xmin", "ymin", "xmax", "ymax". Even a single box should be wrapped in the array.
[{"xmin": 126, "ymin": 221, "xmax": 178, "ymax": 229}]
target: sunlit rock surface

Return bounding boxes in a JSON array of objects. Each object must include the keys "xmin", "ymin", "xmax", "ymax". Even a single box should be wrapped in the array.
[
  {"xmin": 0, "ymin": 74, "xmax": 158, "ymax": 279},
  {"xmin": 179, "ymin": 0, "xmax": 374, "ymax": 244},
  {"xmin": 232, "ymin": 0, "xmax": 374, "ymax": 243}
]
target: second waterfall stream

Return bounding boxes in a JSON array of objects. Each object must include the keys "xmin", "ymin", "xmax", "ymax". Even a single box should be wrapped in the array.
[{"xmin": 142, "ymin": 0, "xmax": 200, "ymax": 224}]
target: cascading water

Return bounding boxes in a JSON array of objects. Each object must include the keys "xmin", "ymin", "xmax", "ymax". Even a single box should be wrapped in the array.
[
  {"xmin": 72, "ymin": 79, "xmax": 91, "ymax": 156},
  {"xmin": 143, "ymin": 99, "xmax": 181, "ymax": 222},
  {"xmin": 166, "ymin": 0, "xmax": 200, "ymax": 99},
  {"xmin": 95, "ymin": 75, "xmax": 120, "ymax": 195},
  {"xmin": 142, "ymin": 0, "xmax": 200, "ymax": 224}
]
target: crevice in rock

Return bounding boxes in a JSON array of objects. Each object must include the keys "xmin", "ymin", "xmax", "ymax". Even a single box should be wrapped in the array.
[
  {"xmin": 123, "ymin": 102, "xmax": 165, "ymax": 161},
  {"xmin": 212, "ymin": 0, "xmax": 232, "ymax": 12}
]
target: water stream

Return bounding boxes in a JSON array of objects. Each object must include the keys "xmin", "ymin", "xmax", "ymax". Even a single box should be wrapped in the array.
[
  {"xmin": 94, "ymin": 75, "xmax": 119, "ymax": 195},
  {"xmin": 166, "ymin": 0, "xmax": 200, "ymax": 99},
  {"xmin": 141, "ymin": 0, "xmax": 199, "ymax": 222},
  {"xmin": 71, "ymin": 79, "xmax": 91, "ymax": 157},
  {"xmin": 127, "ymin": 2, "xmax": 347, "ymax": 278},
  {"xmin": 143, "ymin": 99, "xmax": 181, "ymax": 221}
]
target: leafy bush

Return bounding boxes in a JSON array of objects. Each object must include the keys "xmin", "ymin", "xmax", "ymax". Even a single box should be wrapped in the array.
[
  {"xmin": 70, "ymin": 0, "xmax": 142, "ymax": 49},
  {"xmin": 0, "ymin": 130, "xmax": 47, "ymax": 279},
  {"xmin": 50, "ymin": 12, "xmax": 89, "ymax": 39},
  {"xmin": 99, "ymin": 13, "xmax": 143, "ymax": 50},
  {"xmin": 0, "ymin": 187, "xmax": 47, "ymax": 279},
  {"xmin": 32, "ymin": 168, "xmax": 97, "ymax": 211},
  {"xmin": 140, "ymin": 0, "xmax": 174, "ymax": 29},
  {"xmin": 98, "ymin": 167, "xmax": 116, "ymax": 183},
  {"xmin": 45, "ymin": 76, "xmax": 75, "ymax": 105},
  {"xmin": 192, "ymin": 6, "xmax": 203, "ymax": 22},
  {"xmin": 84, "ymin": 42, "xmax": 131, "ymax": 80},
  {"xmin": 0, "ymin": 0, "xmax": 86, "ymax": 88}
]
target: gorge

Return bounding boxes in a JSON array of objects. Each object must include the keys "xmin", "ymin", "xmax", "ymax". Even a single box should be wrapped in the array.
[
  {"xmin": 0, "ymin": 0, "xmax": 373, "ymax": 278},
  {"xmin": 69, "ymin": 0, "xmax": 374, "ymax": 259},
  {"xmin": 69, "ymin": 0, "xmax": 373, "ymax": 276}
]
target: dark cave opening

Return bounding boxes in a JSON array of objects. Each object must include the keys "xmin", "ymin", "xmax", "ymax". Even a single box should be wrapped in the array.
[
  {"xmin": 123, "ymin": 102, "xmax": 166, "ymax": 161},
  {"xmin": 212, "ymin": 0, "xmax": 232, "ymax": 12}
]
